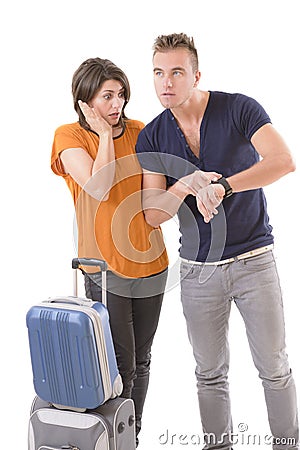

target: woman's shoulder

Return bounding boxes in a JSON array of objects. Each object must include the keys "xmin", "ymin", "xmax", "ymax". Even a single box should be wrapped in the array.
[
  {"xmin": 54, "ymin": 121, "xmax": 83, "ymax": 135},
  {"xmin": 125, "ymin": 119, "xmax": 145, "ymax": 132}
]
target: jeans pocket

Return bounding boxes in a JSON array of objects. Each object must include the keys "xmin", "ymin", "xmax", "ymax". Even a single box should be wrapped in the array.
[
  {"xmin": 242, "ymin": 251, "xmax": 275, "ymax": 273},
  {"xmin": 180, "ymin": 262, "xmax": 197, "ymax": 280}
]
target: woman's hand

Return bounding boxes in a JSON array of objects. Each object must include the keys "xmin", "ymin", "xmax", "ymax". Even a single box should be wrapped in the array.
[{"xmin": 78, "ymin": 100, "xmax": 112, "ymax": 136}]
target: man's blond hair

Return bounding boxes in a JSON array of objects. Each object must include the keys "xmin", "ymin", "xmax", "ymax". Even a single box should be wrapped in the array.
[{"xmin": 153, "ymin": 33, "xmax": 199, "ymax": 72}]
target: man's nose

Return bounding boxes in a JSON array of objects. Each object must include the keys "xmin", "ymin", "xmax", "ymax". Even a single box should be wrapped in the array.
[{"xmin": 163, "ymin": 77, "xmax": 173, "ymax": 89}]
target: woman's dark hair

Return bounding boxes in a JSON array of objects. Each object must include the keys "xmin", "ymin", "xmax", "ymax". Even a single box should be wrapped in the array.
[{"xmin": 72, "ymin": 58, "xmax": 131, "ymax": 131}]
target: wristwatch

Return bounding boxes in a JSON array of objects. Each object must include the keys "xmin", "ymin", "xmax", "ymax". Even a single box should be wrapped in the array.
[{"xmin": 211, "ymin": 177, "xmax": 233, "ymax": 198}]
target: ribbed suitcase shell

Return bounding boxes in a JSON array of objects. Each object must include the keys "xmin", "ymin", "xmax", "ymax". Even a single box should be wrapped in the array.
[{"xmin": 26, "ymin": 297, "xmax": 122, "ymax": 410}]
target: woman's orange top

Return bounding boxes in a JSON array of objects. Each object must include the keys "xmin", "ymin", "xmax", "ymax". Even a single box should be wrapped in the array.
[{"xmin": 51, "ymin": 120, "xmax": 168, "ymax": 277}]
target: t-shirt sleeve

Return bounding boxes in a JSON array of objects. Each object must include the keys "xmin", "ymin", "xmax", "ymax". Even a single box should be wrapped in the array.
[
  {"xmin": 233, "ymin": 94, "xmax": 272, "ymax": 140},
  {"xmin": 51, "ymin": 125, "xmax": 84, "ymax": 176},
  {"xmin": 135, "ymin": 128, "xmax": 165, "ymax": 174}
]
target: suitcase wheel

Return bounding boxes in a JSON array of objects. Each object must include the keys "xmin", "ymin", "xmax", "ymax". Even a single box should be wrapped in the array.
[{"xmin": 128, "ymin": 415, "xmax": 135, "ymax": 427}]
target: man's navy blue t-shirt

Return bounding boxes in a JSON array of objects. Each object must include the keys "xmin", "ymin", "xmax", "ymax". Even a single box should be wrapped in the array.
[{"xmin": 135, "ymin": 91, "xmax": 274, "ymax": 262}]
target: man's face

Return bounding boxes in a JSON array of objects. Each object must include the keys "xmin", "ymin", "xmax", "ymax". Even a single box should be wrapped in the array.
[{"xmin": 153, "ymin": 48, "xmax": 200, "ymax": 110}]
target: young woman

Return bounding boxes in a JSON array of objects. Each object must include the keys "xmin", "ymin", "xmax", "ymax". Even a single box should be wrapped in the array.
[{"xmin": 51, "ymin": 58, "xmax": 168, "ymax": 446}]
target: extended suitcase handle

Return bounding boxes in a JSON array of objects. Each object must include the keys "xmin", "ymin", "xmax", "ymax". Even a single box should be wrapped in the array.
[
  {"xmin": 72, "ymin": 258, "xmax": 108, "ymax": 307},
  {"xmin": 72, "ymin": 258, "xmax": 108, "ymax": 271}
]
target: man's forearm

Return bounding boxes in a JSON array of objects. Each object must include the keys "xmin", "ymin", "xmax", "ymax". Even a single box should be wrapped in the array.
[
  {"xmin": 227, "ymin": 152, "xmax": 296, "ymax": 193},
  {"xmin": 142, "ymin": 182, "xmax": 188, "ymax": 227}
]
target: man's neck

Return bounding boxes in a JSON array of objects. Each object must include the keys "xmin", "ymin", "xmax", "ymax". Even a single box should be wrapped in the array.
[{"xmin": 170, "ymin": 90, "xmax": 209, "ymax": 125}]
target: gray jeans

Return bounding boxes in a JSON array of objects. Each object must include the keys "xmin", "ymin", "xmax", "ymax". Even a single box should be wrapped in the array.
[{"xmin": 180, "ymin": 251, "xmax": 299, "ymax": 450}]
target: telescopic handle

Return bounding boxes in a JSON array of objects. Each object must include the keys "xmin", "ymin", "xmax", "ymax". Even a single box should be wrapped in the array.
[
  {"xmin": 72, "ymin": 258, "xmax": 107, "ymax": 307},
  {"xmin": 72, "ymin": 258, "xmax": 107, "ymax": 271}
]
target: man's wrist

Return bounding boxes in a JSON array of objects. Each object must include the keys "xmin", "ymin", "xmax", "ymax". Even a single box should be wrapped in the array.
[
  {"xmin": 170, "ymin": 180, "xmax": 189, "ymax": 200},
  {"xmin": 211, "ymin": 177, "xmax": 233, "ymax": 198},
  {"xmin": 175, "ymin": 177, "xmax": 193, "ymax": 198}
]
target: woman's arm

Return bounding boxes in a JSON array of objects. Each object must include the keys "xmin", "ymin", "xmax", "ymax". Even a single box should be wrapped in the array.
[{"xmin": 60, "ymin": 101, "xmax": 116, "ymax": 201}]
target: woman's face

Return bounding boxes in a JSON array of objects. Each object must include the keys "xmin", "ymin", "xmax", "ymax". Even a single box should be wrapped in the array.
[{"xmin": 89, "ymin": 79, "xmax": 126, "ymax": 127}]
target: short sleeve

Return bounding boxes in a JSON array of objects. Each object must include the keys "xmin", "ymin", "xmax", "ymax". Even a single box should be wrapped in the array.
[
  {"xmin": 135, "ymin": 128, "xmax": 165, "ymax": 174},
  {"xmin": 232, "ymin": 94, "xmax": 271, "ymax": 140},
  {"xmin": 51, "ymin": 125, "xmax": 85, "ymax": 176}
]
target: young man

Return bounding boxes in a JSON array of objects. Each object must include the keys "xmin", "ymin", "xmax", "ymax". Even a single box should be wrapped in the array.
[{"xmin": 135, "ymin": 33, "xmax": 299, "ymax": 449}]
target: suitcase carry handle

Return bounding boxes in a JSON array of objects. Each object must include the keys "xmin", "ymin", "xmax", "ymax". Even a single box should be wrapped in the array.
[
  {"xmin": 39, "ymin": 446, "xmax": 80, "ymax": 450},
  {"xmin": 72, "ymin": 258, "xmax": 107, "ymax": 307},
  {"xmin": 47, "ymin": 296, "xmax": 93, "ymax": 307}
]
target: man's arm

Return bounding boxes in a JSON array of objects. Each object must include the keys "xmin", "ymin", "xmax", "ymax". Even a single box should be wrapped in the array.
[
  {"xmin": 195, "ymin": 123, "xmax": 296, "ymax": 223},
  {"xmin": 142, "ymin": 124, "xmax": 296, "ymax": 226},
  {"xmin": 142, "ymin": 169, "xmax": 222, "ymax": 227},
  {"xmin": 227, "ymin": 123, "xmax": 296, "ymax": 193}
]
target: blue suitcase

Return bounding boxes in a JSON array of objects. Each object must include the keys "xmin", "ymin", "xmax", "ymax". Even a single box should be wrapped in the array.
[{"xmin": 26, "ymin": 258, "xmax": 123, "ymax": 410}]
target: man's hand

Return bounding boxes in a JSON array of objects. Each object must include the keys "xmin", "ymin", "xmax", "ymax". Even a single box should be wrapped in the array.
[
  {"xmin": 178, "ymin": 170, "xmax": 222, "ymax": 195},
  {"xmin": 196, "ymin": 184, "xmax": 225, "ymax": 223}
]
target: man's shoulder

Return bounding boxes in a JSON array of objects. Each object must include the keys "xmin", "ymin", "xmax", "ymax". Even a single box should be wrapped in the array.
[
  {"xmin": 209, "ymin": 91, "xmax": 263, "ymax": 119},
  {"xmin": 211, "ymin": 90, "xmax": 257, "ymax": 106},
  {"xmin": 136, "ymin": 110, "xmax": 171, "ymax": 154},
  {"xmin": 148, "ymin": 109, "xmax": 170, "ymax": 126},
  {"xmin": 141, "ymin": 110, "xmax": 171, "ymax": 135}
]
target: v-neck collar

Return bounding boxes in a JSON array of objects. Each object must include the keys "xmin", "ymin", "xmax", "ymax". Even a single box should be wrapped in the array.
[{"xmin": 167, "ymin": 91, "xmax": 212, "ymax": 162}]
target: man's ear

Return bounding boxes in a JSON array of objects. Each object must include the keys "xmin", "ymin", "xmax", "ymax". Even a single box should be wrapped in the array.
[{"xmin": 194, "ymin": 71, "xmax": 201, "ymax": 87}]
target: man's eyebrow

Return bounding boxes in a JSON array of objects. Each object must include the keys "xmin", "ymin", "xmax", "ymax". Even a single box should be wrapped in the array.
[{"xmin": 153, "ymin": 66, "xmax": 186, "ymax": 72}]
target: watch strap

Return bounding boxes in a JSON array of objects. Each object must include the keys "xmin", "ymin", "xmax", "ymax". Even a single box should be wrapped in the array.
[{"xmin": 211, "ymin": 177, "xmax": 233, "ymax": 198}]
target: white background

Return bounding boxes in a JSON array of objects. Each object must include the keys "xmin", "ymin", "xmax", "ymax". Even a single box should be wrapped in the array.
[{"xmin": 1, "ymin": 0, "xmax": 299, "ymax": 448}]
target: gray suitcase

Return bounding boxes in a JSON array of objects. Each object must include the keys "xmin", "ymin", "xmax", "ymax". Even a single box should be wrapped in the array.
[{"xmin": 28, "ymin": 395, "xmax": 136, "ymax": 450}]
